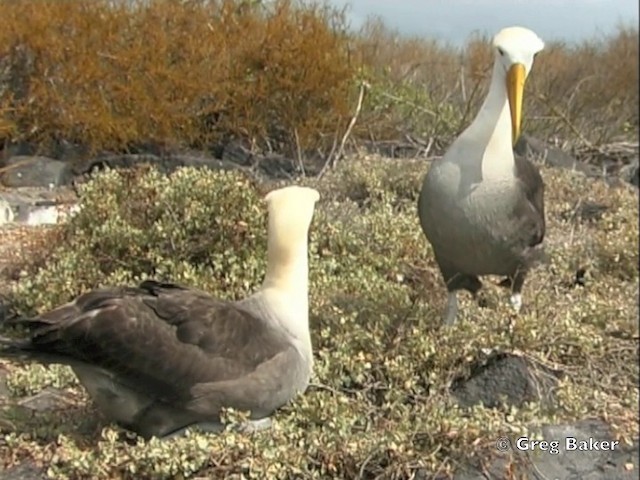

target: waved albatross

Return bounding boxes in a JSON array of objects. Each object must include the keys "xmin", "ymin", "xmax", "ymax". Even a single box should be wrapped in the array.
[
  {"xmin": 0, "ymin": 185, "xmax": 320, "ymax": 438},
  {"xmin": 418, "ymin": 26, "xmax": 546, "ymax": 326}
]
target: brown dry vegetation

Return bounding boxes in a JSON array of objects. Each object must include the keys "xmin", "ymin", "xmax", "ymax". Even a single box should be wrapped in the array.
[
  {"xmin": 0, "ymin": 0, "xmax": 638, "ymax": 161},
  {"xmin": 354, "ymin": 19, "xmax": 639, "ymax": 151},
  {"xmin": 0, "ymin": 0, "xmax": 355, "ymax": 155}
]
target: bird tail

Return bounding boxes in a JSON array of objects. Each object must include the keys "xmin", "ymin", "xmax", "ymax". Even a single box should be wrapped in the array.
[
  {"xmin": 0, "ymin": 334, "xmax": 38, "ymax": 360},
  {"xmin": 1, "ymin": 287, "xmax": 129, "ymax": 366},
  {"xmin": 0, "ymin": 304, "xmax": 82, "ymax": 365},
  {"xmin": 0, "ymin": 334, "xmax": 73, "ymax": 365}
]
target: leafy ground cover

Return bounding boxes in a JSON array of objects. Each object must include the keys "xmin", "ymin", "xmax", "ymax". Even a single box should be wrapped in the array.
[{"xmin": 0, "ymin": 158, "xmax": 637, "ymax": 479}]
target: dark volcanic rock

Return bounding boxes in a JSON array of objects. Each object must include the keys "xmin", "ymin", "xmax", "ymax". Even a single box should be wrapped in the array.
[
  {"xmin": 0, "ymin": 141, "xmax": 38, "ymax": 161},
  {"xmin": 0, "ymin": 139, "xmax": 92, "ymax": 165},
  {"xmin": 0, "ymin": 461, "xmax": 45, "ymax": 480},
  {"xmin": 0, "ymin": 294, "xmax": 10, "ymax": 323},
  {"xmin": 451, "ymin": 352, "xmax": 563, "ymax": 409},
  {"xmin": 221, "ymin": 141, "xmax": 308, "ymax": 178},
  {"xmin": 73, "ymin": 152, "xmax": 254, "ymax": 181},
  {"xmin": 515, "ymin": 134, "xmax": 603, "ymax": 178},
  {"xmin": 561, "ymin": 201, "xmax": 610, "ymax": 223},
  {"xmin": 360, "ymin": 140, "xmax": 426, "ymax": 159},
  {"xmin": 619, "ymin": 158, "xmax": 639, "ymax": 188},
  {"xmin": 75, "ymin": 145, "xmax": 304, "ymax": 181},
  {"xmin": 0, "ymin": 156, "xmax": 73, "ymax": 188},
  {"xmin": 453, "ymin": 419, "xmax": 639, "ymax": 480},
  {"xmin": 17, "ymin": 387, "xmax": 73, "ymax": 412},
  {"xmin": 220, "ymin": 142, "xmax": 255, "ymax": 166},
  {"xmin": 449, "ymin": 352, "xmax": 639, "ymax": 479}
]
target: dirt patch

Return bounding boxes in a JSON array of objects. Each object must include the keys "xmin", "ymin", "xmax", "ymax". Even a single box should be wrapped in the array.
[{"xmin": 0, "ymin": 225, "xmax": 58, "ymax": 297}]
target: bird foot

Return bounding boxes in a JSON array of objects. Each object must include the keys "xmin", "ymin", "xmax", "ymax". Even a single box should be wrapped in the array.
[
  {"xmin": 161, "ymin": 421, "xmax": 225, "ymax": 440},
  {"xmin": 160, "ymin": 417, "xmax": 272, "ymax": 440},
  {"xmin": 509, "ymin": 293, "xmax": 522, "ymax": 312},
  {"xmin": 232, "ymin": 417, "xmax": 273, "ymax": 433}
]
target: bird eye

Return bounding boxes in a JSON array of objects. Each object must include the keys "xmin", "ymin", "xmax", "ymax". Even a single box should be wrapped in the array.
[{"xmin": 497, "ymin": 47, "xmax": 505, "ymax": 56}]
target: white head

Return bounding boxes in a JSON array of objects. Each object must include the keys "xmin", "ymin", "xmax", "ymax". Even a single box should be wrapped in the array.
[
  {"xmin": 265, "ymin": 185, "xmax": 319, "ymax": 251},
  {"xmin": 262, "ymin": 185, "xmax": 320, "ymax": 291},
  {"xmin": 492, "ymin": 26, "xmax": 545, "ymax": 144}
]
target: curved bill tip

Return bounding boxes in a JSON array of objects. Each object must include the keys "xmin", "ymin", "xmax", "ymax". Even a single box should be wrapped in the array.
[{"xmin": 507, "ymin": 63, "xmax": 526, "ymax": 146}]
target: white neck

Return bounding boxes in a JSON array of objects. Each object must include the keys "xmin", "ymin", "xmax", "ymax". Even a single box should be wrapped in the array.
[
  {"xmin": 252, "ymin": 231, "xmax": 311, "ymax": 346},
  {"xmin": 262, "ymin": 235, "xmax": 309, "ymax": 295},
  {"xmin": 463, "ymin": 60, "xmax": 516, "ymax": 180}
]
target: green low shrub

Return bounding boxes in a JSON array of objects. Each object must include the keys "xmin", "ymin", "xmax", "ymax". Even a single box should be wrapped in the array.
[
  {"xmin": 11, "ymin": 166, "xmax": 267, "ymax": 315},
  {"xmin": 2, "ymin": 161, "xmax": 638, "ymax": 478}
]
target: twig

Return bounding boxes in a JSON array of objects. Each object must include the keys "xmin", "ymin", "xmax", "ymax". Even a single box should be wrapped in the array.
[
  {"xmin": 322, "ymin": 126, "xmax": 340, "ymax": 175},
  {"xmin": 457, "ymin": 72, "xmax": 486, "ymax": 134},
  {"xmin": 423, "ymin": 137, "xmax": 434, "ymax": 157},
  {"xmin": 318, "ymin": 81, "xmax": 369, "ymax": 178},
  {"xmin": 574, "ymin": 140, "xmax": 638, "ymax": 158},
  {"xmin": 307, "ymin": 382, "xmax": 356, "ymax": 396},
  {"xmin": 536, "ymin": 92, "xmax": 600, "ymax": 152},
  {"xmin": 459, "ymin": 63, "xmax": 467, "ymax": 103},
  {"xmin": 403, "ymin": 133, "xmax": 434, "ymax": 158},
  {"xmin": 356, "ymin": 452, "xmax": 376, "ymax": 479},
  {"xmin": 96, "ymin": 51, "xmax": 118, "ymax": 61},
  {"xmin": 375, "ymin": 89, "xmax": 436, "ymax": 117},
  {"xmin": 334, "ymin": 81, "xmax": 368, "ymax": 164},
  {"xmin": 293, "ymin": 128, "xmax": 305, "ymax": 177}
]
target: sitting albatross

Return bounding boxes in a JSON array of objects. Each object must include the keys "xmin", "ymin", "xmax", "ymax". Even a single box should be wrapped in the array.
[
  {"xmin": 418, "ymin": 26, "xmax": 546, "ymax": 326},
  {"xmin": 0, "ymin": 185, "xmax": 320, "ymax": 438}
]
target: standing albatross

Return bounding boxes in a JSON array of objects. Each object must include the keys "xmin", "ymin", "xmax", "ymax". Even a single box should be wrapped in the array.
[
  {"xmin": 0, "ymin": 185, "xmax": 320, "ymax": 439},
  {"xmin": 418, "ymin": 26, "xmax": 546, "ymax": 326}
]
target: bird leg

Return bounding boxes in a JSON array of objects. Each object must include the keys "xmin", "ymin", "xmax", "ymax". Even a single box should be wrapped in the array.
[
  {"xmin": 443, "ymin": 292, "xmax": 459, "ymax": 326},
  {"xmin": 441, "ymin": 272, "xmax": 482, "ymax": 326},
  {"xmin": 502, "ymin": 270, "xmax": 526, "ymax": 313}
]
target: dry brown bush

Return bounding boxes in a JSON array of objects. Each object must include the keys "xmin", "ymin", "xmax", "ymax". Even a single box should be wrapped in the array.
[
  {"xmin": 0, "ymin": 2, "xmax": 636, "ymax": 160},
  {"xmin": 354, "ymin": 19, "xmax": 638, "ymax": 152},
  {"xmin": 351, "ymin": 18, "xmax": 463, "ymax": 144},
  {"xmin": 530, "ymin": 25, "xmax": 639, "ymax": 147},
  {"xmin": 0, "ymin": 0, "xmax": 355, "ymax": 155}
]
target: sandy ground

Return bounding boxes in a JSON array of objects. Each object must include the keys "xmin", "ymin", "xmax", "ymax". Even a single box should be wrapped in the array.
[
  {"xmin": 0, "ymin": 186, "xmax": 78, "ymax": 297},
  {"xmin": 0, "ymin": 225, "xmax": 57, "ymax": 298}
]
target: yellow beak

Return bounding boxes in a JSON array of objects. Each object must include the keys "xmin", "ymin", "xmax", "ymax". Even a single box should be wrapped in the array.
[{"xmin": 506, "ymin": 63, "xmax": 526, "ymax": 146}]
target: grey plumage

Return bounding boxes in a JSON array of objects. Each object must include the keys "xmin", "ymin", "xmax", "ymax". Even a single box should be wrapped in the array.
[
  {"xmin": 0, "ymin": 185, "xmax": 320, "ymax": 438},
  {"xmin": 418, "ymin": 27, "xmax": 547, "ymax": 325}
]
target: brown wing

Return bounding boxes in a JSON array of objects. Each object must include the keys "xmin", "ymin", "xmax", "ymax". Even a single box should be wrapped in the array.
[{"xmin": 9, "ymin": 280, "xmax": 292, "ymax": 403}]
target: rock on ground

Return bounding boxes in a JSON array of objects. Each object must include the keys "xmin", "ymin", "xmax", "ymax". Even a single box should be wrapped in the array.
[
  {"xmin": 448, "ymin": 352, "xmax": 639, "ymax": 480},
  {"xmin": 0, "ymin": 187, "xmax": 78, "ymax": 227},
  {"xmin": 0, "ymin": 461, "xmax": 44, "ymax": 480},
  {"xmin": 0, "ymin": 156, "xmax": 73, "ymax": 188}
]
